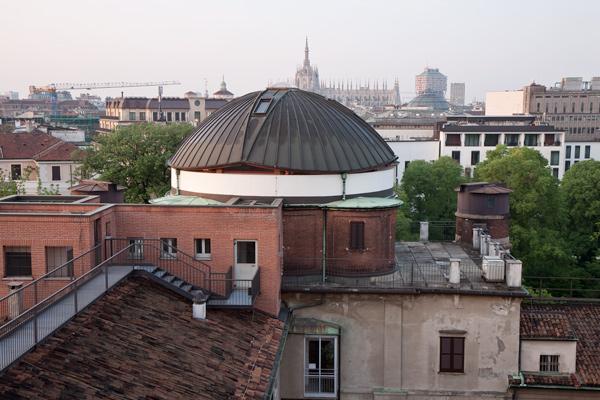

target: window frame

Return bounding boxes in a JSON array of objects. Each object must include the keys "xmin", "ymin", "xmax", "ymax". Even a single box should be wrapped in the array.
[
  {"xmin": 46, "ymin": 246, "xmax": 74, "ymax": 278},
  {"xmin": 470, "ymin": 150, "xmax": 480, "ymax": 166},
  {"xmin": 194, "ymin": 238, "xmax": 212, "ymax": 260},
  {"xmin": 304, "ymin": 335, "xmax": 338, "ymax": 397},
  {"xmin": 51, "ymin": 165, "xmax": 61, "ymax": 181},
  {"xmin": 129, "ymin": 111, "xmax": 136, "ymax": 121},
  {"xmin": 160, "ymin": 238, "xmax": 178, "ymax": 258},
  {"xmin": 550, "ymin": 151, "xmax": 559, "ymax": 166},
  {"xmin": 10, "ymin": 164, "xmax": 21, "ymax": 181},
  {"xmin": 439, "ymin": 336, "xmax": 465, "ymax": 373},
  {"xmin": 128, "ymin": 238, "xmax": 144, "ymax": 259},
  {"xmin": 539, "ymin": 354, "xmax": 560, "ymax": 372},
  {"xmin": 464, "ymin": 134, "xmax": 480, "ymax": 147},
  {"xmin": 5, "ymin": 246, "xmax": 32, "ymax": 277},
  {"xmin": 349, "ymin": 221, "xmax": 365, "ymax": 251}
]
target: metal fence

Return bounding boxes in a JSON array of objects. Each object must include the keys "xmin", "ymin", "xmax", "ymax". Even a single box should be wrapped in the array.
[
  {"xmin": 0, "ymin": 245, "xmax": 132, "ymax": 373},
  {"xmin": 396, "ymin": 221, "xmax": 456, "ymax": 242},
  {"xmin": 523, "ymin": 276, "xmax": 600, "ymax": 299},
  {"xmin": 282, "ymin": 258, "xmax": 484, "ymax": 289}
]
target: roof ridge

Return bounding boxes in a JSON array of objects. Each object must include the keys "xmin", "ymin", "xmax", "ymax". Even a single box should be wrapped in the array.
[{"xmin": 32, "ymin": 139, "xmax": 63, "ymax": 160}]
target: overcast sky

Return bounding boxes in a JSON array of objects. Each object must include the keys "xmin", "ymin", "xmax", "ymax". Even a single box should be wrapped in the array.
[{"xmin": 2, "ymin": 0, "xmax": 598, "ymax": 103}]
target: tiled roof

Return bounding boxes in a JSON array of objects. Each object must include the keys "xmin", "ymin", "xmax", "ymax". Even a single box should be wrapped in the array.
[
  {"xmin": 520, "ymin": 311, "xmax": 576, "ymax": 339},
  {"xmin": 520, "ymin": 302, "xmax": 600, "ymax": 388},
  {"xmin": 0, "ymin": 276, "xmax": 285, "ymax": 399},
  {"xmin": 0, "ymin": 132, "xmax": 78, "ymax": 161},
  {"xmin": 523, "ymin": 373, "xmax": 580, "ymax": 386}
]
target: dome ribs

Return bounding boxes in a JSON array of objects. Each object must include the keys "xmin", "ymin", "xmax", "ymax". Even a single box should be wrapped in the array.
[{"xmin": 169, "ymin": 88, "xmax": 396, "ymax": 173}]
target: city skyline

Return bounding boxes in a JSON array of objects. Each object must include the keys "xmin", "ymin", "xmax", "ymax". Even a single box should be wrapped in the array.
[{"xmin": 2, "ymin": 0, "xmax": 599, "ymax": 102}]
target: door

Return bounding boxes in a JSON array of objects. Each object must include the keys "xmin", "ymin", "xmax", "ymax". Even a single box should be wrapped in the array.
[{"xmin": 234, "ymin": 240, "xmax": 257, "ymax": 281}]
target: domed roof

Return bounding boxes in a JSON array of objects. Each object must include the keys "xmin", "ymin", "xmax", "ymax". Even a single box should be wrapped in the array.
[
  {"xmin": 405, "ymin": 92, "xmax": 450, "ymax": 111},
  {"xmin": 169, "ymin": 88, "xmax": 396, "ymax": 173}
]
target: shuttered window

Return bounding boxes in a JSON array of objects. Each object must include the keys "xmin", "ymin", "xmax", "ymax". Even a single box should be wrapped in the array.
[{"xmin": 350, "ymin": 222, "xmax": 365, "ymax": 251}]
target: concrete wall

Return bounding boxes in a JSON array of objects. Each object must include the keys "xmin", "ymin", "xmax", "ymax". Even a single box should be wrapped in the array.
[
  {"xmin": 280, "ymin": 292, "xmax": 521, "ymax": 399},
  {"xmin": 486, "ymin": 91, "xmax": 525, "ymax": 116}
]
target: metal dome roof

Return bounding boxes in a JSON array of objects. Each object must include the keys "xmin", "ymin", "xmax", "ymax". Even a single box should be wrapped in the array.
[
  {"xmin": 405, "ymin": 92, "xmax": 450, "ymax": 111},
  {"xmin": 168, "ymin": 88, "xmax": 396, "ymax": 173}
]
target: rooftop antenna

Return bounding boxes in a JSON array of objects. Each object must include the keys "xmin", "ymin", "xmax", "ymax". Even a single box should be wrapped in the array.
[
  {"xmin": 204, "ymin": 78, "xmax": 208, "ymax": 98},
  {"xmin": 157, "ymin": 86, "xmax": 165, "ymax": 122}
]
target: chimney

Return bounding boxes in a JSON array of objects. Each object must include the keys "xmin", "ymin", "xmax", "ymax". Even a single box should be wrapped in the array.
[
  {"xmin": 25, "ymin": 120, "xmax": 34, "ymax": 133},
  {"xmin": 192, "ymin": 290, "xmax": 209, "ymax": 320}
]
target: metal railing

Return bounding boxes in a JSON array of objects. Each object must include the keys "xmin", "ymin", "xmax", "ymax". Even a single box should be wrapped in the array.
[
  {"xmin": 208, "ymin": 267, "xmax": 261, "ymax": 307},
  {"xmin": 396, "ymin": 221, "xmax": 456, "ymax": 242},
  {"xmin": 282, "ymin": 258, "xmax": 484, "ymax": 289},
  {"xmin": 0, "ymin": 245, "xmax": 102, "ymax": 325},
  {"xmin": 523, "ymin": 276, "xmax": 600, "ymax": 299},
  {"xmin": 0, "ymin": 245, "xmax": 133, "ymax": 373},
  {"xmin": 105, "ymin": 239, "xmax": 228, "ymax": 297}
]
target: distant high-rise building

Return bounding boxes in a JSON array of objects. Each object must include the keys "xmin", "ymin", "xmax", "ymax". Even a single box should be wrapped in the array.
[
  {"xmin": 415, "ymin": 67, "xmax": 447, "ymax": 97},
  {"xmin": 4, "ymin": 91, "xmax": 19, "ymax": 100},
  {"xmin": 292, "ymin": 38, "xmax": 400, "ymax": 109},
  {"xmin": 486, "ymin": 77, "xmax": 600, "ymax": 141},
  {"xmin": 450, "ymin": 83, "xmax": 465, "ymax": 106}
]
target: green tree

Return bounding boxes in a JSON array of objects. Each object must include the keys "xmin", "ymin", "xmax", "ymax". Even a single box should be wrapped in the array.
[
  {"xmin": 561, "ymin": 160, "xmax": 600, "ymax": 270},
  {"xmin": 73, "ymin": 123, "xmax": 194, "ymax": 203},
  {"xmin": 401, "ymin": 156, "xmax": 466, "ymax": 222},
  {"xmin": 474, "ymin": 145, "xmax": 572, "ymax": 276}
]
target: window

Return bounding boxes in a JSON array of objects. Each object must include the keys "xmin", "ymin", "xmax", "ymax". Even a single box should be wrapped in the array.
[
  {"xmin": 445, "ymin": 134, "xmax": 461, "ymax": 146},
  {"xmin": 11, "ymin": 164, "xmax": 21, "ymax": 180},
  {"xmin": 524, "ymin": 134, "xmax": 538, "ymax": 146},
  {"xmin": 128, "ymin": 238, "xmax": 144, "ymax": 259},
  {"xmin": 451, "ymin": 151, "xmax": 460, "ymax": 163},
  {"xmin": 194, "ymin": 238, "xmax": 211, "ymax": 259},
  {"xmin": 585, "ymin": 145, "xmax": 591, "ymax": 159},
  {"xmin": 350, "ymin": 221, "xmax": 365, "ymax": 251},
  {"xmin": 194, "ymin": 111, "xmax": 201, "ymax": 121},
  {"xmin": 46, "ymin": 246, "xmax": 73, "ymax": 277},
  {"xmin": 464, "ymin": 134, "xmax": 480, "ymax": 146},
  {"xmin": 255, "ymin": 99, "xmax": 272, "ymax": 114},
  {"xmin": 105, "ymin": 221, "xmax": 112, "ymax": 238},
  {"xmin": 153, "ymin": 112, "xmax": 158, "ymax": 121},
  {"xmin": 566, "ymin": 146, "xmax": 571, "ymax": 158},
  {"xmin": 51, "ymin": 166, "xmax": 61, "ymax": 181},
  {"xmin": 181, "ymin": 112, "xmax": 186, "ymax": 122},
  {"xmin": 552, "ymin": 168, "xmax": 559, "ymax": 178},
  {"xmin": 575, "ymin": 146, "xmax": 581, "ymax": 158},
  {"xmin": 167, "ymin": 112, "xmax": 172, "ymax": 122},
  {"xmin": 565, "ymin": 161, "xmax": 571, "ymax": 171},
  {"xmin": 470, "ymin": 151, "xmax": 480, "ymax": 166},
  {"xmin": 5, "ymin": 246, "xmax": 31, "ymax": 277},
  {"xmin": 305, "ymin": 336, "xmax": 338, "ymax": 397},
  {"xmin": 175, "ymin": 112, "xmax": 180, "ymax": 121},
  {"xmin": 139, "ymin": 112, "xmax": 146, "ymax": 121},
  {"xmin": 540, "ymin": 355, "xmax": 559, "ymax": 372},
  {"xmin": 484, "ymin": 134, "xmax": 499, "ymax": 146},
  {"xmin": 488, "ymin": 196, "xmax": 495, "ymax": 208},
  {"xmin": 129, "ymin": 111, "xmax": 136, "ymax": 120},
  {"xmin": 161, "ymin": 238, "xmax": 177, "ymax": 258},
  {"xmin": 550, "ymin": 151, "xmax": 559, "ymax": 165},
  {"xmin": 440, "ymin": 337, "xmax": 465, "ymax": 373},
  {"xmin": 505, "ymin": 134, "xmax": 519, "ymax": 146}
]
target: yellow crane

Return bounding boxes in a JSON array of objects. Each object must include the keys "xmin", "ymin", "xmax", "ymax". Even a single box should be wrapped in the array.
[{"xmin": 29, "ymin": 81, "xmax": 180, "ymax": 115}]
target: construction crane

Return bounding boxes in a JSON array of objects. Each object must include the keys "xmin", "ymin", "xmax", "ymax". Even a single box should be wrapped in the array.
[{"xmin": 29, "ymin": 81, "xmax": 180, "ymax": 115}]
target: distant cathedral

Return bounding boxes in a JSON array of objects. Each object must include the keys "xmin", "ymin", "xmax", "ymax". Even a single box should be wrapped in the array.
[{"xmin": 292, "ymin": 38, "xmax": 400, "ymax": 109}]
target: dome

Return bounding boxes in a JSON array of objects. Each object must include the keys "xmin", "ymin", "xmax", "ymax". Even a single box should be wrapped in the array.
[
  {"xmin": 405, "ymin": 92, "xmax": 450, "ymax": 111},
  {"xmin": 169, "ymin": 88, "xmax": 396, "ymax": 173}
]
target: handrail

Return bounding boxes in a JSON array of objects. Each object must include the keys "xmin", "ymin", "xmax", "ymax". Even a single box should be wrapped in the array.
[{"xmin": 0, "ymin": 245, "xmax": 135, "ymax": 372}]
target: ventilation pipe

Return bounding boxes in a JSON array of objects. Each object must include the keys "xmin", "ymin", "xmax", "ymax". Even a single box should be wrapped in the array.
[
  {"xmin": 341, "ymin": 173, "xmax": 347, "ymax": 200},
  {"xmin": 192, "ymin": 290, "xmax": 209, "ymax": 320}
]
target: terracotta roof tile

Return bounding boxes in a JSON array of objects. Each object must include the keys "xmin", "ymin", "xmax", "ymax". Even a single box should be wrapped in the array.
[
  {"xmin": 0, "ymin": 276, "xmax": 285, "ymax": 399},
  {"xmin": 521, "ymin": 302, "xmax": 600, "ymax": 388},
  {"xmin": 520, "ymin": 311, "xmax": 576, "ymax": 339},
  {"xmin": 0, "ymin": 132, "xmax": 78, "ymax": 161}
]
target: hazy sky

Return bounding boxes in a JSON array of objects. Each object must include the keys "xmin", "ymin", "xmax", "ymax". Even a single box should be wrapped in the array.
[{"xmin": 2, "ymin": 0, "xmax": 598, "ymax": 103}]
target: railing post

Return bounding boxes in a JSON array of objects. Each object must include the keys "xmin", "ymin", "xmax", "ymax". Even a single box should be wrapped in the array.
[
  {"xmin": 73, "ymin": 280, "xmax": 78, "ymax": 314},
  {"xmin": 420, "ymin": 222, "xmax": 429, "ymax": 242},
  {"xmin": 449, "ymin": 259, "xmax": 461, "ymax": 286},
  {"xmin": 105, "ymin": 264, "xmax": 109, "ymax": 292},
  {"xmin": 410, "ymin": 262, "xmax": 414, "ymax": 285},
  {"xmin": 570, "ymin": 279, "xmax": 573, "ymax": 297},
  {"xmin": 33, "ymin": 306, "xmax": 38, "ymax": 345}
]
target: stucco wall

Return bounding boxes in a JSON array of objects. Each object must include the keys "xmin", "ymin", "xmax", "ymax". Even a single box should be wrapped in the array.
[
  {"xmin": 280, "ymin": 292, "xmax": 521, "ymax": 399},
  {"xmin": 520, "ymin": 340, "xmax": 577, "ymax": 373}
]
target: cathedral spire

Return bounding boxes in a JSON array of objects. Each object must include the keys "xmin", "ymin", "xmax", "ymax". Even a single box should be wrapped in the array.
[{"xmin": 304, "ymin": 36, "xmax": 310, "ymax": 68}]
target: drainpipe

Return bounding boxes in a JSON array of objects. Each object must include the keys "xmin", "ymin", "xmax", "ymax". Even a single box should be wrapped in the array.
[
  {"xmin": 175, "ymin": 169, "xmax": 180, "ymax": 195},
  {"xmin": 341, "ymin": 173, "xmax": 347, "ymax": 200},
  {"xmin": 322, "ymin": 208, "xmax": 327, "ymax": 282}
]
